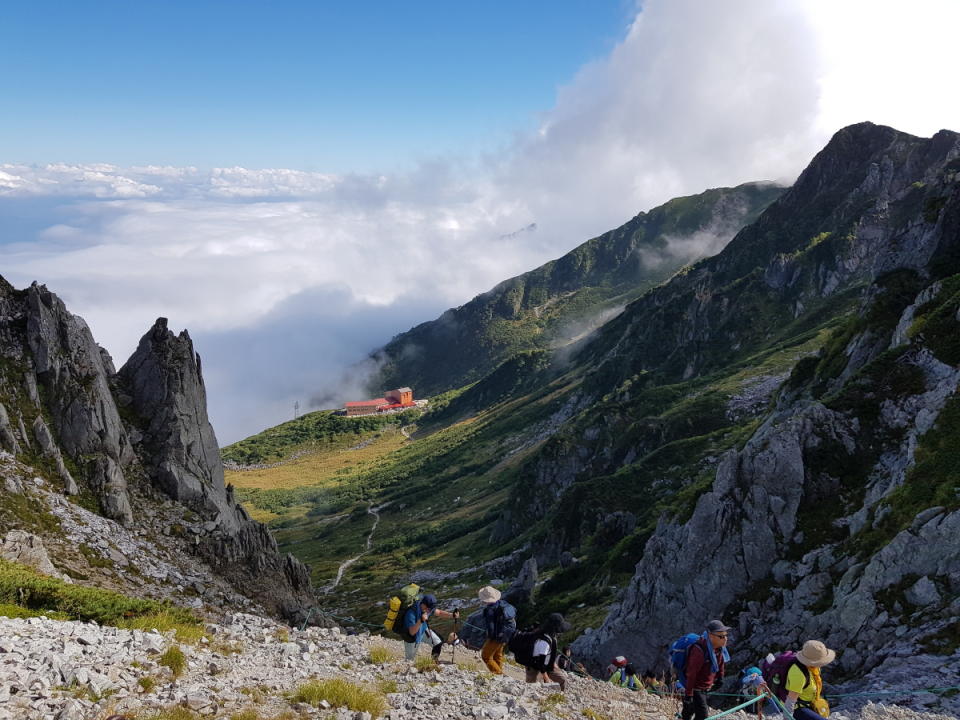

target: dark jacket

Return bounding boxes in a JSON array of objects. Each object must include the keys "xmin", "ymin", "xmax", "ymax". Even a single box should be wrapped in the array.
[
  {"xmin": 482, "ymin": 602, "xmax": 504, "ymax": 640},
  {"xmin": 684, "ymin": 638, "xmax": 725, "ymax": 694}
]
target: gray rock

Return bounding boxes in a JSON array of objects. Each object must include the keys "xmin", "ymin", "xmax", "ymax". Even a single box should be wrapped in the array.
[
  {"xmin": 0, "ymin": 403, "xmax": 21, "ymax": 455},
  {"xmin": 503, "ymin": 558, "xmax": 538, "ymax": 607},
  {"xmin": 905, "ymin": 576, "xmax": 941, "ymax": 607},
  {"xmin": 0, "ymin": 530, "xmax": 71, "ymax": 582},
  {"xmin": 32, "ymin": 416, "xmax": 79, "ymax": 496},
  {"xmin": 23, "ymin": 283, "xmax": 135, "ymax": 523}
]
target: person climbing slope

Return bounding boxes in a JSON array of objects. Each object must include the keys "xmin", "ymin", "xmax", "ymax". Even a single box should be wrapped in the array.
[
  {"xmin": 681, "ymin": 620, "xmax": 731, "ymax": 720},
  {"xmin": 401, "ymin": 593, "xmax": 458, "ymax": 662},
  {"xmin": 783, "ymin": 640, "xmax": 835, "ymax": 720}
]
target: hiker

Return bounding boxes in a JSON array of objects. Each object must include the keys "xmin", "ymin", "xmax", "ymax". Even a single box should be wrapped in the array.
[
  {"xmin": 739, "ymin": 665, "xmax": 766, "ymax": 715},
  {"xmin": 557, "ymin": 645, "xmax": 588, "ymax": 675},
  {"xmin": 681, "ymin": 620, "xmax": 731, "ymax": 720},
  {"xmin": 783, "ymin": 640, "xmax": 836, "ymax": 720},
  {"xmin": 610, "ymin": 662, "xmax": 640, "ymax": 690},
  {"xmin": 606, "ymin": 655, "xmax": 628, "ymax": 678},
  {"xmin": 478, "ymin": 585, "xmax": 517, "ymax": 674},
  {"xmin": 642, "ymin": 668, "xmax": 664, "ymax": 692},
  {"xmin": 513, "ymin": 613, "xmax": 570, "ymax": 690},
  {"xmin": 401, "ymin": 593, "xmax": 459, "ymax": 661}
]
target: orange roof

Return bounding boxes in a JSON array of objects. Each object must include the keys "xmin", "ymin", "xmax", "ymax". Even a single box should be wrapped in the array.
[{"xmin": 344, "ymin": 398, "xmax": 387, "ymax": 407}]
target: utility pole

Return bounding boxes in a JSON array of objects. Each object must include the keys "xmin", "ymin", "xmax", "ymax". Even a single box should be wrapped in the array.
[{"xmin": 294, "ymin": 400, "xmax": 300, "ymax": 420}]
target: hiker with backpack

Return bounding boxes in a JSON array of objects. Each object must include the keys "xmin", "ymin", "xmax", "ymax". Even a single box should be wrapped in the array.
[
  {"xmin": 477, "ymin": 585, "xmax": 517, "ymax": 674},
  {"xmin": 671, "ymin": 620, "xmax": 732, "ymax": 720},
  {"xmin": 762, "ymin": 640, "xmax": 836, "ymax": 720},
  {"xmin": 509, "ymin": 612, "xmax": 571, "ymax": 691},
  {"xmin": 400, "ymin": 593, "xmax": 459, "ymax": 662},
  {"xmin": 609, "ymin": 662, "xmax": 641, "ymax": 690}
]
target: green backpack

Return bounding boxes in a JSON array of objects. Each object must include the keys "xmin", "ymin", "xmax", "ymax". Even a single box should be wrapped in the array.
[{"xmin": 383, "ymin": 583, "xmax": 421, "ymax": 636}]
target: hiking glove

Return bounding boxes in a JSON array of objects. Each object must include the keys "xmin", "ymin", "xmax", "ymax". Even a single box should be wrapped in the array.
[{"xmin": 710, "ymin": 680, "xmax": 722, "ymax": 691}]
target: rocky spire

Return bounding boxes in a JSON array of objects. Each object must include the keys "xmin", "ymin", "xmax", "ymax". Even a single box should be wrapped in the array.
[
  {"xmin": 118, "ymin": 318, "xmax": 243, "ymax": 533},
  {"xmin": 118, "ymin": 318, "xmax": 315, "ymax": 620},
  {"xmin": 22, "ymin": 283, "xmax": 134, "ymax": 524}
]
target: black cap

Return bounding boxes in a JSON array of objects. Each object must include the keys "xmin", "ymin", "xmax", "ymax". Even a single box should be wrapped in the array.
[{"xmin": 706, "ymin": 620, "xmax": 732, "ymax": 634}]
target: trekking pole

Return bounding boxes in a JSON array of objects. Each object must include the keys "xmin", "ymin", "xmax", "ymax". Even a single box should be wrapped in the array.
[{"xmin": 452, "ymin": 614, "xmax": 460, "ymax": 663}]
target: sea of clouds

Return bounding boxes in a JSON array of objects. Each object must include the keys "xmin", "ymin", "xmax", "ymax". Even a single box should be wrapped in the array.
[{"xmin": 2, "ymin": 0, "xmax": 957, "ymax": 443}]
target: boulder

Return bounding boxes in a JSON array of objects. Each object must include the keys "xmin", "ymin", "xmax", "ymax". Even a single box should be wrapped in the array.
[{"xmin": 0, "ymin": 531, "xmax": 71, "ymax": 582}]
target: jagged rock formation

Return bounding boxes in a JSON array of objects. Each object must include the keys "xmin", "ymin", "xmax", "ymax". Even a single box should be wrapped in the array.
[
  {"xmin": 118, "ymin": 319, "xmax": 244, "ymax": 532},
  {"xmin": 563, "ymin": 123, "xmax": 960, "ymax": 681},
  {"xmin": 0, "ymin": 283, "xmax": 316, "ymax": 621}
]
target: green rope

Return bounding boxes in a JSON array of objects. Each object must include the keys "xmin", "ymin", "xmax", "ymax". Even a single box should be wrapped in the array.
[
  {"xmin": 768, "ymin": 689, "xmax": 798, "ymax": 720},
  {"xmin": 704, "ymin": 693, "xmax": 769, "ymax": 720}
]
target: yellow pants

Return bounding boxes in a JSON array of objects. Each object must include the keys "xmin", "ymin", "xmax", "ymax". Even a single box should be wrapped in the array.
[{"xmin": 481, "ymin": 639, "xmax": 506, "ymax": 674}]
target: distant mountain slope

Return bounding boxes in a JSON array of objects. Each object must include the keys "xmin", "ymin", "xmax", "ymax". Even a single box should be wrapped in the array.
[
  {"xmin": 372, "ymin": 182, "xmax": 784, "ymax": 396},
  {"xmin": 243, "ymin": 123, "xmax": 960, "ymax": 707}
]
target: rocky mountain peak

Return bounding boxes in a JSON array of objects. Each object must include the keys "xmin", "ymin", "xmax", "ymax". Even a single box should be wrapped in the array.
[{"xmin": 1, "ymin": 282, "xmax": 317, "ymax": 620}]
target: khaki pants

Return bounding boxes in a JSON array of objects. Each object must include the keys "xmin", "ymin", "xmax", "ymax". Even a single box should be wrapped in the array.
[
  {"xmin": 525, "ymin": 667, "xmax": 566, "ymax": 690},
  {"xmin": 481, "ymin": 640, "xmax": 505, "ymax": 674}
]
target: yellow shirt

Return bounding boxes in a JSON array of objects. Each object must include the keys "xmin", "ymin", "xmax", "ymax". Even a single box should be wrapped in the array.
[{"xmin": 786, "ymin": 664, "xmax": 821, "ymax": 703}]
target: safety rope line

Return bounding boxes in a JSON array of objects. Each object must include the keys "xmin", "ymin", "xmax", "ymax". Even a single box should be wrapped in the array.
[
  {"xmin": 704, "ymin": 693, "xmax": 769, "ymax": 720},
  {"xmin": 767, "ymin": 688, "xmax": 797, "ymax": 720}
]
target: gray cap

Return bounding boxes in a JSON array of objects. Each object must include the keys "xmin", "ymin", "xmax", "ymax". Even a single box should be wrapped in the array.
[{"xmin": 706, "ymin": 620, "xmax": 732, "ymax": 634}]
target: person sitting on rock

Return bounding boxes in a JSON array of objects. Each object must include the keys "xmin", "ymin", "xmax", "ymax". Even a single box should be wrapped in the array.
[
  {"xmin": 401, "ymin": 593, "xmax": 458, "ymax": 662},
  {"xmin": 606, "ymin": 655, "xmax": 628, "ymax": 678},
  {"xmin": 784, "ymin": 640, "xmax": 835, "ymax": 720},
  {"xmin": 521, "ymin": 613, "xmax": 570, "ymax": 690},
  {"xmin": 610, "ymin": 662, "xmax": 640, "ymax": 690}
]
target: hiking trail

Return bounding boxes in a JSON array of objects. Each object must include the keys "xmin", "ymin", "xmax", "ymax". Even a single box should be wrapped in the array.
[{"xmin": 321, "ymin": 501, "xmax": 390, "ymax": 593}]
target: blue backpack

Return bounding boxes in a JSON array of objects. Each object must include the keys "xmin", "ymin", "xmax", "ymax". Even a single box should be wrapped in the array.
[{"xmin": 669, "ymin": 633, "xmax": 703, "ymax": 689}]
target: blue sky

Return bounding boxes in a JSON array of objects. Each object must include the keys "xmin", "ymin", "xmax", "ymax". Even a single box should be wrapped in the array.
[
  {"xmin": 1, "ymin": 0, "xmax": 631, "ymax": 171},
  {"xmin": 3, "ymin": 0, "xmax": 959, "ymax": 443}
]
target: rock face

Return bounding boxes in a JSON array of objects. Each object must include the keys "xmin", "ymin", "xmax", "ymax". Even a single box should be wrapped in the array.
[
  {"xmin": 0, "ymin": 530, "xmax": 71, "ymax": 582},
  {"xmin": 117, "ymin": 318, "xmax": 314, "ymax": 619},
  {"xmin": 118, "ymin": 319, "xmax": 243, "ymax": 533},
  {"xmin": 0, "ymin": 282, "xmax": 316, "ymax": 621},
  {"xmin": 567, "ymin": 124, "xmax": 960, "ymax": 683},
  {"xmin": 22, "ymin": 283, "xmax": 135, "ymax": 523}
]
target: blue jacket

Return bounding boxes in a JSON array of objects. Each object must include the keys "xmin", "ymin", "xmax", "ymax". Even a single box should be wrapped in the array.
[{"xmin": 402, "ymin": 605, "xmax": 433, "ymax": 643}]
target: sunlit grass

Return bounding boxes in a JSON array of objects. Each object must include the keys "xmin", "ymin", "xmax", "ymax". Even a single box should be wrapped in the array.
[
  {"xmin": 118, "ymin": 610, "xmax": 208, "ymax": 644},
  {"xmin": 226, "ymin": 429, "xmax": 408, "ymax": 492},
  {"xmin": 368, "ymin": 644, "xmax": 399, "ymax": 664},
  {"xmin": 292, "ymin": 678, "xmax": 388, "ymax": 718}
]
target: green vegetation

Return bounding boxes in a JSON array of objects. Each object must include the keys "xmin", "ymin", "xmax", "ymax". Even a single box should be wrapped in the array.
[
  {"xmin": 135, "ymin": 708, "xmax": 200, "ymax": 720},
  {"xmin": 375, "ymin": 183, "xmax": 784, "ymax": 396},
  {"xmin": 222, "ymin": 410, "xmax": 413, "ymax": 465},
  {"xmin": 138, "ymin": 675, "xmax": 158, "ymax": 693},
  {"xmin": 292, "ymin": 678, "xmax": 388, "ymax": 718},
  {"xmin": 853, "ymin": 395, "xmax": 960, "ymax": 557},
  {"xmin": 368, "ymin": 644, "xmax": 399, "ymax": 664},
  {"xmin": 159, "ymin": 645, "xmax": 187, "ymax": 678},
  {"xmin": 0, "ymin": 559, "xmax": 202, "ymax": 629},
  {"xmin": 118, "ymin": 610, "xmax": 209, "ymax": 644}
]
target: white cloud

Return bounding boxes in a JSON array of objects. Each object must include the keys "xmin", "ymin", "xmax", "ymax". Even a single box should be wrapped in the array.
[{"xmin": 2, "ymin": 0, "xmax": 958, "ymax": 443}]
